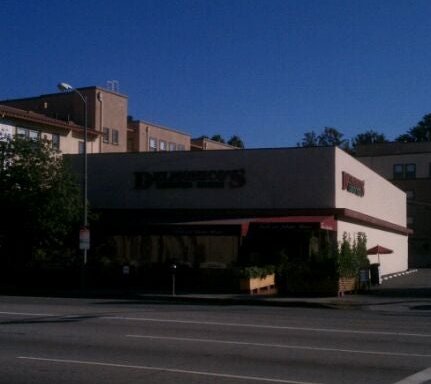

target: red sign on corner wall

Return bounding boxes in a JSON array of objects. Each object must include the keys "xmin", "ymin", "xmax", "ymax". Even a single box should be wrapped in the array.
[{"xmin": 342, "ymin": 171, "xmax": 365, "ymax": 197}]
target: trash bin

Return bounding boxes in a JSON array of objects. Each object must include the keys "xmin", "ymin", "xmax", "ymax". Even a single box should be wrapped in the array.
[
  {"xmin": 369, "ymin": 263, "xmax": 380, "ymax": 286},
  {"xmin": 359, "ymin": 268, "xmax": 370, "ymax": 290}
]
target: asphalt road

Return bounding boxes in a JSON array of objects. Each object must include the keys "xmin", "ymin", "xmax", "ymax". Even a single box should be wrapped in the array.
[{"xmin": 0, "ymin": 295, "xmax": 430, "ymax": 384}]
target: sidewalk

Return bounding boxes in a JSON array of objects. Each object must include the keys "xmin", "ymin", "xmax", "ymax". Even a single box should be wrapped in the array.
[
  {"xmin": 137, "ymin": 269, "xmax": 431, "ymax": 312},
  {"xmin": 2, "ymin": 269, "xmax": 430, "ymax": 313}
]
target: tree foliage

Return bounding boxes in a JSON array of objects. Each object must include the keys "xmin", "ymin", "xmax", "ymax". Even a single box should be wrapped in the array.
[
  {"xmin": 211, "ymin": 134, "xmax": 225, "ymax": 143},
  {"xmin": 299, "ymin": 127, "xmax": 349, "ymax": 151},
  {"xmin": 395, "ymin": 113, "xmax": 431, "ymax": 142},
  {"xmin": 228, "ymin": 135, "xmax": 245, "ymax": 148},
  {"xmin": 337, "ymin": 232, "xmax": 368, "ymax": 278},
  {"xmin": 298, "ymin": 131, "xmax": 319, "ymax": 147},
  {"xmin": 207, "ymin": 134, "xmax": 245, "ymax": 148},
  {"xmin": 0, "ymin": 136, "xmax": 82, "ymax": 268},
  {"xmin": 351, "ymin": 130, "xmax": 388, "ymax": 149},
  {"xmin": 317, "ymin": 127, "xmax": 346, "ymax": 147}
]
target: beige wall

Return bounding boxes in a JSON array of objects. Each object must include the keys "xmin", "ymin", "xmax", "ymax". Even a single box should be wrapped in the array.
[
  {"xmin": 92, "ymin": 88, "xmax": 128, "ymax": 153},
  {"xmin": 191, "ymin": 137, "xmax": 237, "ymax": 151},
  {"xmin": 128, "ymin": 120, "xmax": 191, "ymax": 152},
  {"xmin": 338, "ymin": 221, "xmax": 408, "ymax": 276},
  {"xmin": 1, "ymin": 87, "xmax": 127, "ymax": 154},
  {"xmin": 335, "ymin": 148, "xmax": 406, "ymax": 226}
]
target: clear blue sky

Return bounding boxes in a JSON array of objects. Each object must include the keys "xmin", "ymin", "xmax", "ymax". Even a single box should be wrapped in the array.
[{"xmin": 2, "ymin": 0, "xmax": 431, "ymax": 148}]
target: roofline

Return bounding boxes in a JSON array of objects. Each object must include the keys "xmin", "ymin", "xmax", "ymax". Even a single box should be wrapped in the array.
[
  {"xmin": 0, "ymin": 85, "xmax": 128, "ymax": 103},
  {"xmin": 0, "ymin": 104, "xmax": 100, "ymax": 138},
  {"xmin": 129, "ymin": 118, "xmax": 191, "ymax": 137}
]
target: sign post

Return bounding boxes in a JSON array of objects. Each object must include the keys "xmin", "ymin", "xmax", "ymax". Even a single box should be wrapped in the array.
[{"xmin": 79, "ymin": 228, "xmax": 90, "ymax": 264}]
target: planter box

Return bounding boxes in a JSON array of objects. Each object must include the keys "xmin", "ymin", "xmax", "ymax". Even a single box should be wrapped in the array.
[
  {"xmin": 338, "ymin": 277, "xmax": 357, "ymax": 296},
  {"xmin": 240, "ymin": 274, "xmax": 276, "ymax": 295}
]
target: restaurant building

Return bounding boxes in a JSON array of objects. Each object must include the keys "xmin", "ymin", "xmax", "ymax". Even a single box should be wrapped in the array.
[{"xmin": 69, "ymin": 145, "xmax": 410, "ymax": 290}]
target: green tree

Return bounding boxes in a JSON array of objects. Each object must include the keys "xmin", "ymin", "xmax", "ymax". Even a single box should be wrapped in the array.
[
  {"xmin": 299, "ymin": 127, "xmax": 350, "ymax": 151},
  {"xmin": 298, "ymin": 131, "xmax": 319, "ymax": 147},
  {"xmin": 211, "ymin": 134, "xmax": 225, "ymax": 143},
  {"xmin": 227, "ymin": 135, "xmax": 245, "ymax": 148},
  {"xmin": 355, "ymin": 232, "xmax": 369, "ymax": 269},
  {"xmin": 396, "ymin": 113, "xmax": 431, "ymax": 142},
  {"xmin": 318, "ymin": 127, "xmax": 347, "ymax": 147},
  {"xmin": 338, "ymin": 233, "xmax": 355, "ymax": 277},
  {"xmin": 0, "ymin": 136, "xmax": 82, "ymax": 270},
  {"xmin": 351, "ymin": 130, "xmax": 388, "ymax": 149}
]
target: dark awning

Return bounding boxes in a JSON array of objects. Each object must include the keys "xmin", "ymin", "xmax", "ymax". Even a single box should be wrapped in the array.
[{"xmin": 181, "ymin": 216, "xmax": 337, "ymax": 236}]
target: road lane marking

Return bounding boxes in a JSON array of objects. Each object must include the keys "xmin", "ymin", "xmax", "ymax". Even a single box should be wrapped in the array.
[
  {"xmin": 17, "ymin": 356, "xmax": 323, "ymax": 384},
  {"xmin": 392, "ymin": 367, "xmax": 431, "ymax": 384},
  {"xmin": 126, "ymin": 334, "xmax": 431, "ymax": 358},
  {"xmin": 0, "ymin": 311, "xmax": 56, "ymax": 317},
  {"xmin": 103, "ymin": 316, "xmax": 431, "ymax": 338}
]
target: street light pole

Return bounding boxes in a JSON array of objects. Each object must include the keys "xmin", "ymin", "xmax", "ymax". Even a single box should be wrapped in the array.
[{"xmin": 57, "ymin": 82, "xmax": 89, "ymax": 266}]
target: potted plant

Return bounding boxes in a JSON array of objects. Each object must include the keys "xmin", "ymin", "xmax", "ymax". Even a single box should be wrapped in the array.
[
  {"xmin": 239, "ymin": 265, "xmax": 276, "ymax": 294},
  {"xmin": 337, "ymin": 232, "xmax": 368, "ymax": 295}
]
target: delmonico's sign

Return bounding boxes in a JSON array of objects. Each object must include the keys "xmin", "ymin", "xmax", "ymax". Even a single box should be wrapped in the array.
[
  {"xmin": 134, "ymin": 169, "xmax": 246, "ymax": 189},
  {"xmin": 342, "ymin": 171, "xmax": 365, "ymax": 197}
]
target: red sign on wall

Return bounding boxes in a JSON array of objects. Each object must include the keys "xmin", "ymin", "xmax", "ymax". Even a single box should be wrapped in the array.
[{"xmin": 342, "ymin": 171, "xmax": 365, "ymax": 197}]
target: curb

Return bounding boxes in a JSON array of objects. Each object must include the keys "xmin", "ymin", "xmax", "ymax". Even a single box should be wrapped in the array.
[{"xmin": 381, "ymin": 269, "xmax": 418, "ymax": 281}]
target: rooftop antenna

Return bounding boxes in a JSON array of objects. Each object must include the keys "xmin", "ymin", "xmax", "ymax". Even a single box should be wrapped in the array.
[{"xmin": 106, "ymin": 80, "xmax": 120, "ymax": 93}]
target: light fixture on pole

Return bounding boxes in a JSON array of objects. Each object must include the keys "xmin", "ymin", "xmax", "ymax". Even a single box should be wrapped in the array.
[{"xmin": 57, "ymin": 82, "xmax": 89, "ymax": 265}]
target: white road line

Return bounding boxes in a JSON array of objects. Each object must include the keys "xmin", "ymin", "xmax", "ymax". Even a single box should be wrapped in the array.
[
  {"xmin": 17, "ymin": 356, "xmax": 322, "ymax": 384},
  {"xmin": 126, "ymin": 334, "xmax": 431, "ymax": 358},
  {"xmin": 103, "ymin": 316, "xmax": 431, "ymax": 338},
  {"xmin": 0, "ymin": 311, "xmax": 56, "ymax": 317},
  {"xmin": 392, "ymin": 367, "xmax": 431, "ymax": 384}
]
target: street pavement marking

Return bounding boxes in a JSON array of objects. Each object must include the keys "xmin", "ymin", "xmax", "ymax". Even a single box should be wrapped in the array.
[
  {"xmin": 392, "ymin": 367, "xmax": 431, "ymax": 384},
  {"xmin": 17, "ymin": 356, "xmax": 323, "ymax": 384},
  {"xmin": 0, "ymin": 311, "xmax": 56, "ymax": 317},
  {"xmin": 126, "ymin": 334, "xmax": 431, "ymax": 359},
  {"xmin": 104, "ymin": 316, "xmax": 431, "ymax": 338}
]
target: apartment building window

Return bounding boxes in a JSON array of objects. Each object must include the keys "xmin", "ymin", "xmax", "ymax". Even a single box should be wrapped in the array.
[
  {"xmin": 112, "ymin": 129, "xmax": 119, "ymax": 145},
  {"xmin": 393, "ymin": 164, "xmax": 404, "ymax": 179},
  {"xmin": 405, "ymin": 163, "xmax": 416, "ymax": 179},
  {"xmin": 169, "ymin": 142, "xmax": 176, "ymax": 151},
  {"xmin": 159, "ymin": 140, "xmax": 167, "ymax": 151},
  {"xmin": 393, "ymin": 163, "xmax": 416, "ymax": 179},
  {"xmin": 103, "ymin": 128, "xmax": 110, "ymax": 143},
  {"xmin": 16, "ymin": 127, "xmax": 40, "ymax": 140},
  {"xmin": 149, "ymin": 137, "xmax": 157, "ymax": 151},
  {"xmin": 51, "ymin": 133, "xmax": 60, "ymax": 150},
  {"xmin": 16, "ymin": 127, "xmax": 27, "ymax": 137}
]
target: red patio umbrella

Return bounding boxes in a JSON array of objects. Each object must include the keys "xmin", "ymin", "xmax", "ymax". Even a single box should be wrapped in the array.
[{"xmin": 367, "ymin": 245, "xmax": 393, "ymax": 264}]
